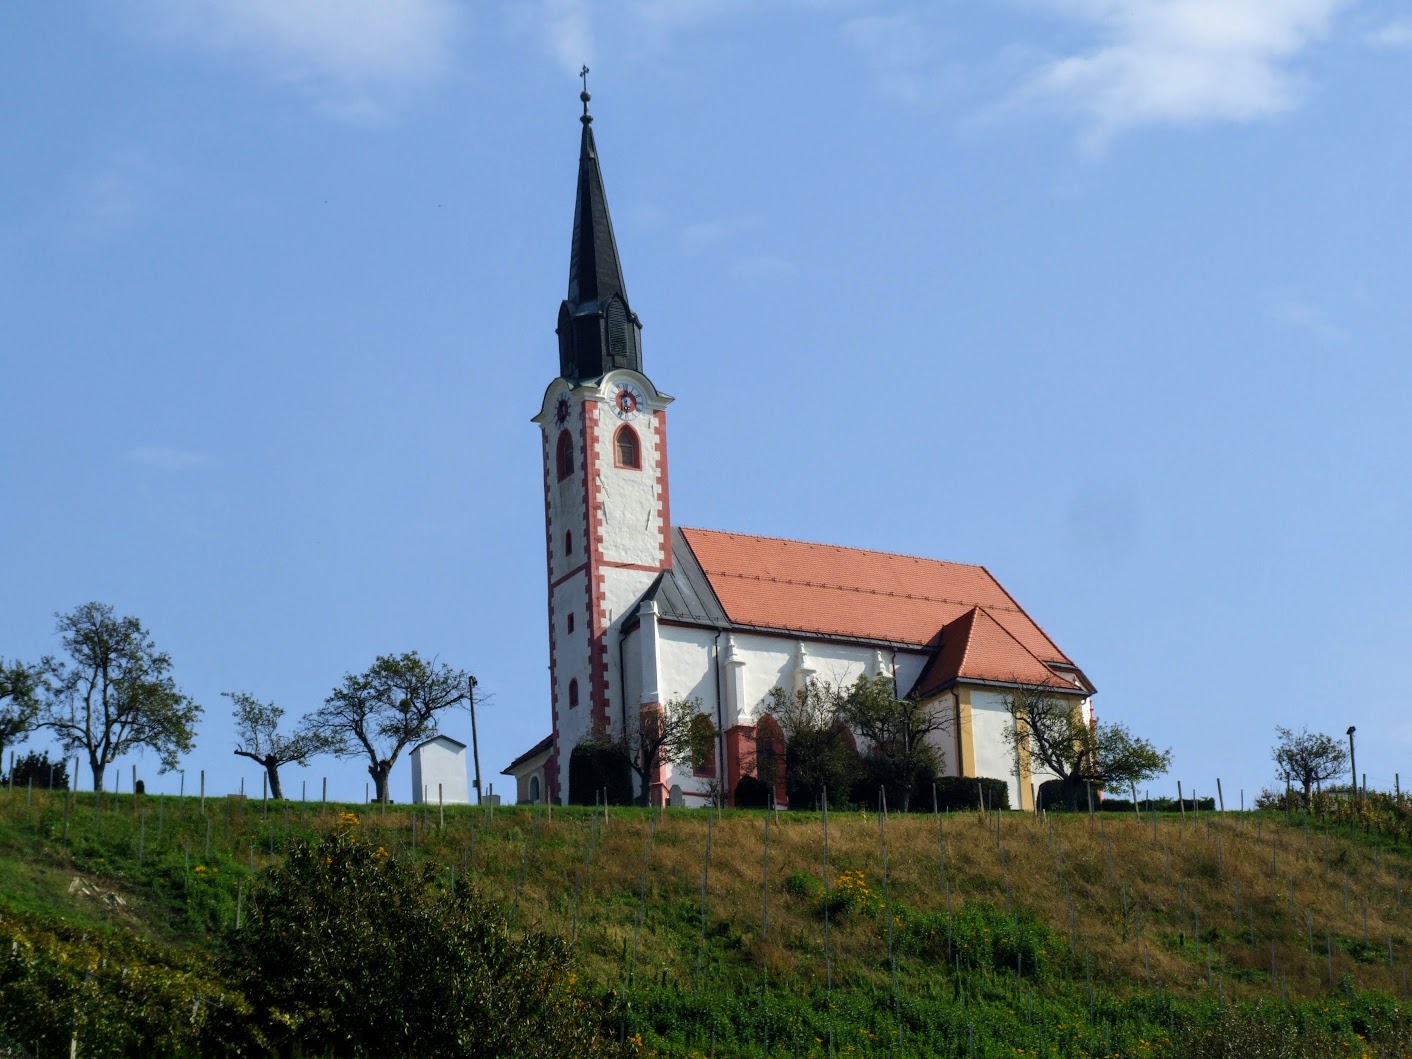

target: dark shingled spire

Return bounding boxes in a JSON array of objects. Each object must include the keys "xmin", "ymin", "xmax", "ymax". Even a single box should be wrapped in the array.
[{"xmin": 556, "ymin": 82, "xmax": 642, "ymax": 383}]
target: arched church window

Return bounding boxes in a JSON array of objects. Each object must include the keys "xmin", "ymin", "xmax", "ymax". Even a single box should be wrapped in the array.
[
  {"xmin": 564, "ymin": 530, "xmax": 573, "ymax": 556},
  {"xmin": 566, "ymin": 613, "xmax": 575, "ymax": 634},
  {"xmin": 690, "ymin": 713, "xmax": 717, "ymax": 778},
  {"xmin": 529, "ymin": 775, "xmax": 541, "ymax": 803},
  {"xmin": 556, "ymin": 430, "xmax": 574, "ymax": 481},
  {"xmin": 615, "ymin": 425, "xmax": 641, "ymax": 469},
  {"xmin": 755, "ymin": 714, "xmax": 786, "ymax": 805},
  {"xmin": 568, "ymin": 678, "xmax": 579, "ymax": 710}
]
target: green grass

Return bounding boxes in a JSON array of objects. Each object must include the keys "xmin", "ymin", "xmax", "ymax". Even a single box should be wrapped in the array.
[{"xmin": 4, "ymin": 789, "xmax": 1412, "ymax": 1056}]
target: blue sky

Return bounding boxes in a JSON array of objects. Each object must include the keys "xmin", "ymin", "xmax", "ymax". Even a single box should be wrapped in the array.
[{"xmin": 2, "ymin": 0, "xmax": 1409, "ymax": 804}]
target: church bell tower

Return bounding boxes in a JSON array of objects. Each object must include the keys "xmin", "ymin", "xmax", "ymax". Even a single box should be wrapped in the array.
[{"xmin": 533, "ymin": 83, "xmax": 673, "ymax": 804}]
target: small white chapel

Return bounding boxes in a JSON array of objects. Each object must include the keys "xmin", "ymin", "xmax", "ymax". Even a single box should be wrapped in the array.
[{"xmin": 504, "ymin": 90, "xmax": 1095, "ymax": 811}]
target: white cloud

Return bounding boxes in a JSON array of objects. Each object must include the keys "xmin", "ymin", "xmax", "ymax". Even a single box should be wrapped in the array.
[
  {"xmin": 1014, "ymin": 0, "xmax": 1349, "ymax": 149},
  {"xmin": 514, "ymin": 0, "xmax": 836, "ymax": 71},
  {"xmin": 126, "ymin": 446, "xmax": 211, "ymax": 471},
  {"xmin": 136, "ymin": 0, "xmax": 461, "ymax": 118},
  {"xmin": 1368, "ymin": 19, "xmax": 1412, "ymax": 49}
]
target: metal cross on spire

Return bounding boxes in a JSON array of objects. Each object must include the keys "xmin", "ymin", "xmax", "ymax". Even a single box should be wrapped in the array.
[{"xmin": 579, "ymin": 65, "xmax": 592, "ymax": 125}]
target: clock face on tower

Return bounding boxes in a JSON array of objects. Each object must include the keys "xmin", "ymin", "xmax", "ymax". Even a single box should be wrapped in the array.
[
  {"xmin": 612, "ymin": 382, "xmax": 645, "ymax": 421},
  {"xmin": 554, "ymin": 396, "xmax": 570, "ymax": 426}
]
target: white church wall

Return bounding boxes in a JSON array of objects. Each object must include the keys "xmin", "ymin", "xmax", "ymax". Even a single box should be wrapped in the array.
[
  {"xmin": 551, "ymin": 575, "xmax": 592, "ymax": 789},
  {"xmin": 589, "ymin": 388, "xmax": 665, "ymax": 570},
  {"xmin": 600, "ymin": 568, "xmax": 658, "ymax": 628},
  {"xmin": 930, "ymin": 693, "xmax": 962, "ymax": 778},
  {"xmin": 657, "ymin": 625, "xmax": 723, "ymax": 801},
  {"xmin": 621, "ymin": 624, "xmax": 642, "ymax": 715},
  {"xmin": 658, "ymin": 626, "xmax": 720, "ymax": 709},
  {"xmin": 725, "ymin": 633, "xmax": 930, "ymax": 728},
  {"xmin": 545, "ymin": 392, "xmax": 587, "ymax": 588},
  {"xmin": 970, "ymin": 688, "xmax": 1023, "ymax": 808}
]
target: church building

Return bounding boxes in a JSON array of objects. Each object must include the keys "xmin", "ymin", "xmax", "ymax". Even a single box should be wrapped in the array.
[{"xmin": 504, "ymin": 91, "xmax": 1095, "ymax": 810}]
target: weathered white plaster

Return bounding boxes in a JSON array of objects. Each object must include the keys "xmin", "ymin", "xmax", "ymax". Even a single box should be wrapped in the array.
[
  {"xmin": 409, "ymin": 736, "xmax": 470, "ymax": 805},
  {"xmin": 505, "ymin": 744, "xmax": 551, "ymax": 805},
  {"xmin": 971, "ymin": 689, "xmax": 1023, "ymax": 808}
]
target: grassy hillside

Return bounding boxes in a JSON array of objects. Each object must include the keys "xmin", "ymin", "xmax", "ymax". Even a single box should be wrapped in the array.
[{"xmin": 3, "ymin": 786, "xmax": 1412, "ymax": 1057}]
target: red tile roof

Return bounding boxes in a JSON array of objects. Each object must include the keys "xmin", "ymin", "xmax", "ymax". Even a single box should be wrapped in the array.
[
  {"xmin": 912, "ymin": 607, "xmax": 1082, "ymax": 698},
  {"xmin": 678, "ymin": 527, "xmax": 1072, "ymax": 666}
]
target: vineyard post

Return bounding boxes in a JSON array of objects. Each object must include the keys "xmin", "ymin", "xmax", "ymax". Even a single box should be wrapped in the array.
[
  {"xmin": 822, "ymin": 787, "xmax": 835, "ymax": 1059},
  {"xmin": 695, "ymin": 814, "xmax": 714, "ymax": 995},
  {"xmin": 759, "ymin": 811, "xmax": 771, "ymax": 1056}
]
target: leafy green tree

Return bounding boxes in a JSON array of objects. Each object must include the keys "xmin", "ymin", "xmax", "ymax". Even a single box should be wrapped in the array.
[
  {"xmin": 308, "ymin": 652, "xmax": 470, "ymax": 804},
  {"xmin": 0, "ymin": 657, "xmax": 44, "ymax": 768},
  {"xmin": 765, "ymin": 680, "xmax": 860, "ymax": 810},
  {"xmin": 835, "ymin": 673, "xmax": 949, "ymax": 812},
  {"xmin": 568, "ymin": 735, "xmax": 634, "ymax": 805},
  {"xmin": 225, "ymin": 825, "xmax": 629, "ymax": 1058},
  {"xmin": 4, "ymin": 751, "xmax": 70, "ymax": 789},
  {"xmin": 40, "ymin": 603, "xmax": 201, "ymax": 792},
  {"xmin": 1273, "ymin": 725, "xmax": 1348, "ymax": 801},
  {"xmin": 1001, "ymin": 683, "xmax": 1169, "ymax": 811},
  {"xmin": 225, "ymin": 691, "xmax": 340, "ymax": 800}
]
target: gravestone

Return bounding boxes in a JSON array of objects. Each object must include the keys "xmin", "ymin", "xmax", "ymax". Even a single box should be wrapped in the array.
[{"xmin": 668, "ymin": 784, "xmax": 685, "ymax": 807}]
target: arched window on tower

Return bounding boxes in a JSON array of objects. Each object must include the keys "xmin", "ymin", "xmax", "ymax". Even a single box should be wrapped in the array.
[
  {"xmin": 568, "ymin": 678, "xmax": 579, "ymax": 710},
  {"xmin": 556, "ymin": 430, "xmax": 574, "ymax": 481},
  {"xmin": 615, "ymin": 425, "xmax": 641, "ymax": 469},
  {"xmin": 564, "ymin": 530, "xmax": 573, "ymax": 556},
  {"xmin": 566, "ymin": 613, "xmax": 575, "ymax": 634}
]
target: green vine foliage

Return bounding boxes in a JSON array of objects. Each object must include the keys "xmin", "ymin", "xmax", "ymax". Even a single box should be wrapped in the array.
[
  {"xmin": 0, "ymin": 908, "xmax": 249, "ymax": 1058},
  {"xmin": 224, "ymin": 819, "xmax": 631, "ymax": 1058}
]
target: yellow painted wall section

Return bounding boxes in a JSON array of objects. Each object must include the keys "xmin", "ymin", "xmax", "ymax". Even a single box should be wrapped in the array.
[{"xmin": 957, "ymin": 689, "xmax": 975, "ymax": 777}]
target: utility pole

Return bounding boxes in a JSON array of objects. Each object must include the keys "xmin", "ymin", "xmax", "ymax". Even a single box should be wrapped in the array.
[
  {"xmin": 1347, "ymin": 726, "xmax": 1358, "ymax": 804},
  {"xmin": 469, "ymin": 675, "xmax": 482, "ymax": 805}
]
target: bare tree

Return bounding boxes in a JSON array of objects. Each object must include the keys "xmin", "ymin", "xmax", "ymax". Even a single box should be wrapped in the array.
[
  {"xmin": 307, "ymin": 652, "xmax": 470, "ymax": 804},
  {"xmin": 1001, "ymin": 682, "xmax": 1169, "ymax": 811},
  {"xmin": 225, "ymin": 691, "xmax": 341, "ymax": 800},
  {"xmin": 41, "ymin": 603, "xmax": 201, "ymax": 792},
  {"xmin": 835, "ymin": 673, "xmax": 950, "ymax": 812},
  {"xmin": 0, "ymin": 657, "xmax": 44, "ymax": 768},
  {"xmin": 1272, "ymin": 725, "xmax": 1348, "ymax": 801},
  {"xmin": 616, "ymin": 697, "xmax": 711, "ymax": 807}
]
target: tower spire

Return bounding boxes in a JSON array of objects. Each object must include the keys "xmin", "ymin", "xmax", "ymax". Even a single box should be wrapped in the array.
[{"xmin": 557, "ymin": 76, "xmax": 642, "ymax": 383}]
